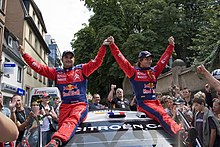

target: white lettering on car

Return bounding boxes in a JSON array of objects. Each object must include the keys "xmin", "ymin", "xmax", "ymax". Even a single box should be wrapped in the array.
[{"xmin": 76, "ymin": 123, "xmax": 162, "ymax": 133}]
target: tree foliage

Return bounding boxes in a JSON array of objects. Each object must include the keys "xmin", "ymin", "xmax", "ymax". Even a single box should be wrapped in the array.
[{"xmin": 72, "ymin": 0, "xmax": 220, "ymax": 97}]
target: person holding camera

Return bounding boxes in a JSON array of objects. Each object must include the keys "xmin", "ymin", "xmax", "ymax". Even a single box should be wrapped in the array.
[
  {"xmin": 39, "ymin": 93, "xmax": 57, "ymax": 146},
  {"xmin": 108, "ymin": 84, "xmax": 131, "ymax": 111}
]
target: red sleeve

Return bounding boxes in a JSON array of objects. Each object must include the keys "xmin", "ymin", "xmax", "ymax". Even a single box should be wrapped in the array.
[
  {"xmin": 22, "ymin": 54, "xmax": 57, "ymax": 80},
  {"xmin": 82, "ymin": 45, "xmax": 106, "ymax": 77},
  {"xmin": 154, "ymin": 44, "xmax": 174, "ymax": 77},
  {"xmin": 109, "ymin": 43, "xmax": 135, "ymax": 78}
]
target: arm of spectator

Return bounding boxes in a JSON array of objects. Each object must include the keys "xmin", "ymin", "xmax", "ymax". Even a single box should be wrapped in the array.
[
  {"xmin": 0, "ymin": 112, "xmax": 18, "ymax": 142},
  {"xmin": 204, "ymin": 84, "xmax": 213, "ymax": 108},
  {"xmin": 16, "ymin": 111, "xmax": 34, "ymax": 131},
  {"xmin": 48, "ymin": 107, "xmax": 58, "ymax": 122},
  {"xmin": 197, "ymin": 65, "xmax": 220, "ymax": 93},
  {"xmin": 130, "ymin": 96, "xmax": 136, "ymax": 107},
  {"xmin": 108, "ymin": 84, "xmax": 116, "ymax": 102},
  {"xmin": 209, "ymin": 128, "xmax": 216, "ymax": 147}
]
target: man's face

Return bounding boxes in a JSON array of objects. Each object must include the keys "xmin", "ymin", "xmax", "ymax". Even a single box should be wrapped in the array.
[
  {"xmin": 54, "ymin": 98, "xmax": 61, "ymax": 105},
  {"xmin": 140, "ymin": 57, "xmax": 153, "ymax": 68},
  {"xmin": 213, "ymin": 100, "xmax": 220, "ymax": 112},
  {"xmin": 93, "ymin": 95, "xmax": 100, "ymax": 104},
  {"xmin": 193, "ymin": 103, "xmax": 203, "ymax": 112},
  {"xmin": 182, "ymin": 89, "xmax": 190, "ymax": 98},
  {"xmin": 14, "ymin": 95, "xmax": 23, "ymax": 109},
  {"xmin": 42, "ymin": 96, "xmax": 50, "ymax": 103},
  {"xmin": 62, "ymin": 53, "xmax": 74, "ymax": 68},
  {"xmin": 116, "ymin": 89, "xmax": 123, "ymax": 99}
]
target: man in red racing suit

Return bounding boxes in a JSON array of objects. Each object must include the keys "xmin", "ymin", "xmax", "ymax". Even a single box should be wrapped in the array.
[
  {"xmin": 106, "ymin": 36, "xmax": 182, "ymax": 137},
  {"xmin": 18, "ymin": 39, "xmax": 110, "ymax": 147}
]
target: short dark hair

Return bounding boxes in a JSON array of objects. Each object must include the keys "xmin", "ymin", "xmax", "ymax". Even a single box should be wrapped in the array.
[
  {"xmin": 182, "ymin": 87, "xmax": 191, "ymax": 93},
  {"xmin": 193, "ymin": 97, "xmax": 206, "ymax": 105}
]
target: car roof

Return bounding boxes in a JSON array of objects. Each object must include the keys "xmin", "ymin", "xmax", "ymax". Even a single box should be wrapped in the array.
[
  {"xmin": 84, "ymin": 110, "xmax": 151, "ymax": 122},
  {"xmin": 65, "ymin": 110, "xmax": 177, "ymax": 147}
]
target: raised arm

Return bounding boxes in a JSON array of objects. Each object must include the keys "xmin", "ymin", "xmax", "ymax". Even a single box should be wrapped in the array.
[
  {"xmin": 0, "ymin": 112, "xmax": 18, "ymax": 142},
  {"xmin": 197, "ymin": 64, "xmax": 220, "ymax": 93},
  {"xmin": 108, "ymin": 36, "xmax": 135, "ymax": 78},
  {"xmin": 154, "ymin": 36, "xmax": 175, "ymax": 77},
  {"xmin": 82, "ymin": 43, "xmax": 106, "ymax": 77},
  {"xmin": 108, "ymin": 84, "xmax": 116, "ymax": 102},
  {"xmin": 16, "ymin": 111, "xmax": 35, "ymax": 132},
  {"xmin": 18, "ymin": 45, "xmax": 57, "ymax": 80}
]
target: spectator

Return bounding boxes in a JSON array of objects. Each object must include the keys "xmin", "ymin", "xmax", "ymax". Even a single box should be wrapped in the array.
[
  {"xmin": 30, "ymin": 101, "xmax": 40, "ymax": 129},
  {"xmin": 156, "ymin": 92, "xmax": 163, "ymax": 101},
  {"xmin": 175, "ymin": 98, "xmax": 193, "ymax": 123},
  {"xmin": 193, "ymin": 91, "xmax": 220, "ymax": 147},
  {"xmin": 204, "ymin": 83, "xmax": 214, "ymax": 109},
  {"xmin": 130, "ymin": 95, "xmax": 137, "ymax": 111},
  {"xmin": 197, "ymin": 65, "xmax": 220, "ymax": 94},
  {"xmin": 39, "ymin": 93, "xmax": 58, "ymax": 146},
  {"xmin": 9, "ymin": 94, "xmax": 35, "ymax": 146},
  {"xmin": 212, "ymin": 98, "xmax": 220, "ymax": 121},
  {"xmin": 203, "ymin": 69, "xmax": 220, "ymax": 108},
  {"xmin": 89, "ymin": 94, "xmax": 106, "ymax": 111},
  {"xmin": 107, "ymin": 36, "xmax": 184, "ymax": 137},
  {"xmin": 0, "ymin": 112, "xmax": 18, "ymax": 142},
  {"xmin": 108, "ymin": 84, "xmax": 130, "ymax": 110},
  {"xmin": 164, "ymin": 96, "xmax": 176, "ymax": 119},
  {"xmin": 19, "ymin": 38, "xmax": 107, "ymax": 147},
  {"xmin": 161, "ymin": 95, "xmax": 170, "ymax": 109},
  {"xmin": 0, "ymin": 91, "xmax": 10, "ymax": 117},
  {"xmin": 53, "ymin": 96, "xmax": 61, "ymax": 117},
  {"xmin": 181, "ymin": 87, "xmax": 193, "ymax": 109}
]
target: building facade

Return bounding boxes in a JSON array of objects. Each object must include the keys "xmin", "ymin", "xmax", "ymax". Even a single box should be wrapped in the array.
[
  {"xmin": 45, "ymin": 34, "xmax": 62, "ymax": 87},
  {"xmin": 5, "ymin": 0, "xmax": 50, "ymax": 104},
  {"xmin": 1, "ymin": 28, "xmax": 26, "ymax": 106}
]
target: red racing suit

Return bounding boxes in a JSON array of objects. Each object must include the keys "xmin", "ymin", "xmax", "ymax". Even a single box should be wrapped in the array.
[
  {"xmin": 22, "ymin": 45, "xmax": 106, "ymax": 143},
  {"xmin": 109, "ymin": 43, "xmax": 182, "ymax": 136}
]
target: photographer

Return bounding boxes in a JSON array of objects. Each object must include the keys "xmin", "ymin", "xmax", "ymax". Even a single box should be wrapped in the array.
[{"xmin": 39, "ymin": 93, "xmax": 57, "ymax": 146}]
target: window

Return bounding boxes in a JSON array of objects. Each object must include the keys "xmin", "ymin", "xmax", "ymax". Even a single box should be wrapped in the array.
[
  {"xmin": 39, "ymin": 45, "xmax": 42, "ymax": 57},
  {"xmin": 43, "ymin": 77, "xmax": 46, "ymax": 85},
  {"xmin": 27, "ymin": 66, "xmax": 32, "ymax": 75},
  {"xmin": 8, "ymin": 36, "xmax": 13, "ymax": 47},
  {"xmin": 35, "ymin": 39, "xmax": 38, "ymax": 52},
  {"xmin": 33, "ymin": 71, "xmax": 37, "ymax": 79},
  {"xmin": 32, "ymin": 11, "xmax": 36, "ymax": 22},
  {"xmin": 4, "ymin": 58, "xmax": 10, "ymax": 78},
  {"xmin": 29, "ymin": 30, "xmax": 32, "ymax": 44},
  {"xmin": 39, "ymin": 75, "xmax": 42, "ymax": 82},
  {"xmin": 25, "ymin": 86, "xmax": 30, "ymax": 105},
  {"xmin": 0, "ymin": 0, "xmax": 5, "ymax": 12},
  {"xmin": 17, "ymin": 66, "xmax": 22, "ymax": 83}
]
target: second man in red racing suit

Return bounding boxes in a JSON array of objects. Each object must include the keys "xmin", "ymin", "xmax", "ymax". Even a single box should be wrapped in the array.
[
  {"xmin": 107, "ymin": 36, "xmax": 182, "ymax": 137},
  {"xmin": 19, "ymin": 39, "xmax": 110, "ymax": 146}
]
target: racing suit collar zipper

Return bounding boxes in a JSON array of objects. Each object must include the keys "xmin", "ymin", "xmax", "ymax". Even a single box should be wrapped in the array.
[{"xmin": 64, "ymin": 67, "xmax": 73, "ymax": 72}]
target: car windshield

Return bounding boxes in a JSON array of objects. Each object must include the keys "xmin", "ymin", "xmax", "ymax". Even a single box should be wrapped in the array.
[{"xmin": 65, "ymin": 119, "xmax": 175, "ymax": 147}]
